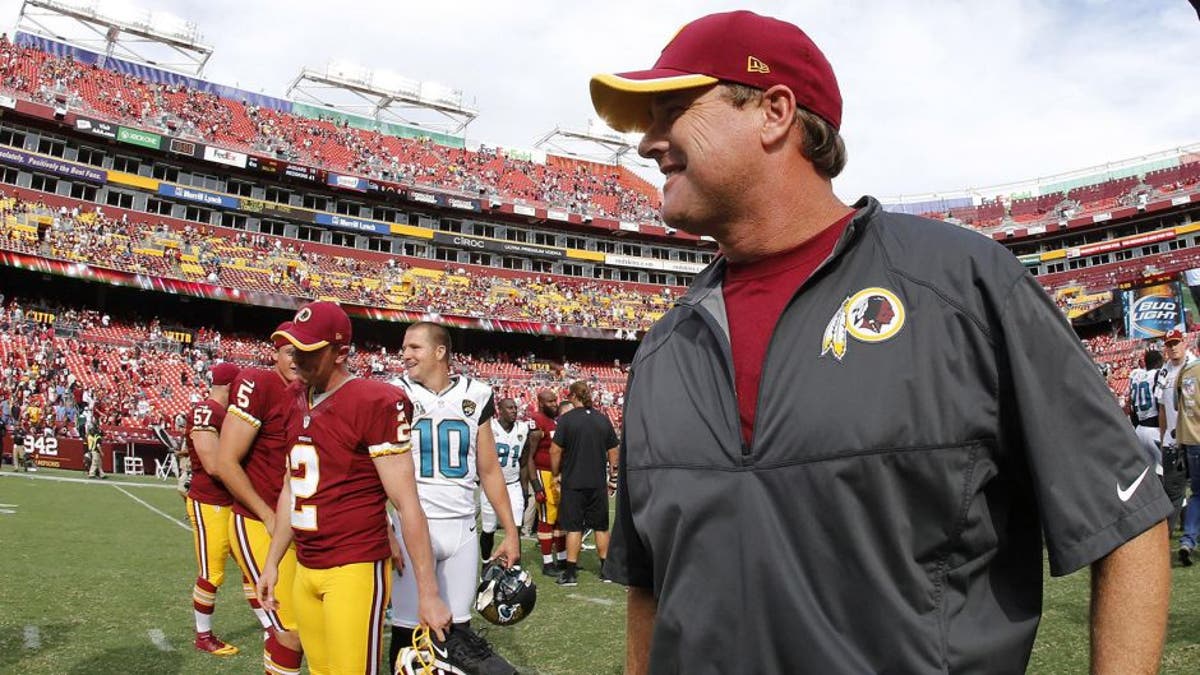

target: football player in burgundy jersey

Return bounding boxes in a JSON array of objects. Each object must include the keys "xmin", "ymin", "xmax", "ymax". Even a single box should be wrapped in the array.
[
  {"xmin": 257, "ymin": 302, "xmax": 449, "ymax": 675},
  {"xmin": 183, "ymin": 362, "xmax": 245, "ymax": 656},
  {"xmin": 213, "ymin": 322, "xmax": 304, "ymax": 675},
  {"xmin": 528, "ymin": 389, "xmax": 567, "ymax": 576}
]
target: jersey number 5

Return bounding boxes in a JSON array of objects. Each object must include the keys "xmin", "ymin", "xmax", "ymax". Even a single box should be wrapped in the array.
[
  {"xmin": 289, "ymin": 444, "xmax": 320, "ymax": 530},
  {"xmin": 412, "ymin": 418, "xmax": 470, "ymax": 479}
]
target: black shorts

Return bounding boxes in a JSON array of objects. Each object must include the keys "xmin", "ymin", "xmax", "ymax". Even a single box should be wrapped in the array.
[{"xmin": 558, "ymin": 487, "xmax": 608, "ymax": 532}]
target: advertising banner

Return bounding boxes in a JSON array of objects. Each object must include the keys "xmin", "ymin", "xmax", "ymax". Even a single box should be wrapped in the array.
[
  {"xmin": 202, "ymin": 145, "xmax": 247, "ymax": 168},
  {"xmin": 158, "ymin": 183, "xmax": 240, "ymax": 209},
  {"xmin": 313, "ymin": 212, "xmax": 388, "ymax": 234},
  {"xmin": 327, "ymin": 173, "xmax": 368, "ymax": 192},
  {"xmin": 1124, "ymin": 282, "xmax": 1185, "ymax": 339},
  {"xmin": 445, "ymin": 196, "xmax": 479, "ymax": 212},
  {"xmin": 240, "ymin": 197, "xmax": 315, "ymax": 223},
  {"xmin": 0, "ymin": 147, "xmax": 107, "ymax": 183},
  {"xmin": 605, "ymin": 253, "xmax": 707, "ymax": 274},
  {"xmin": 408, "ymin": 190, "xmax": 440, "ymax": 206},
  {"xmin": 116, "ymin": 126, "xmax": 162, "ymax": 150},
  {"xmin": 431, "ymin": 231, "xmax": 564, "ymax": 259},
  {"xmin": 74, "ymin": 115, "xmax": 118, "ymax": 139}
]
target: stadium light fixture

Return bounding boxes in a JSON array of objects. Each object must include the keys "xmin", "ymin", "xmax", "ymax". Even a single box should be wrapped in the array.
[
  {"xmin": 17, "ymin": 0, "xmax": 213, "ymax": 75},
  {"xmin": 286, "ymin": 61, "xmax": 478, "ymax": 136}
]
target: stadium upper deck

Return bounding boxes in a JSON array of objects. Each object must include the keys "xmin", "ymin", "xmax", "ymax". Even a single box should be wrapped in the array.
[{"xmin": 1, "ymin": 30, "xmax": 1196, "ymax": 244}]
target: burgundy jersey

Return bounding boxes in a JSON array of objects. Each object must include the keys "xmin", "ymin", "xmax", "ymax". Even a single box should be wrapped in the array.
[
  {"xmin": 530, "ymin": 410, "xmax": 557, "ymax": 471},
  {"xmin": 186, "ymin": 398, "xmax": 233, "ymax": 506},
  {"xmin": 226, "ymin": 367, "xmax": 294, "ymax": 520},
  {"xmin": 285, "ymin": 378, "xmax": 414, "ymax": 569}
]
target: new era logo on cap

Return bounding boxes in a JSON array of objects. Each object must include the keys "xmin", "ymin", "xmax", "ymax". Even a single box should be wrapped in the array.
[{"xmin": 590, "ymin": 11, "xmax": 842, "ymax": 133}]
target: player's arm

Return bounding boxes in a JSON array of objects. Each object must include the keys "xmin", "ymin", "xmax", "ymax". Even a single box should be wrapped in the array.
[
  {"xmin": 374, "ymin": 453, "xmax": 452, "ymax": 640},
  {"xmin": 518, "ymin": 428, "xmax": 535, "ymax": 497},
  {"xmin": 477, "ymin": 420, "xmax": 521, "ymax": 566},
  {"xmin": 214, "ymin": 410, "xmax": 276, "ymax": 528},
  {"xmin": 256, "ymin": 478, "xmax": 295, "ymax": 611},
  {"xmin": 549, "ymin": 441, "xmax": 564, "ymax": 480},
  {"xmin": 627, "ymin": 586, "xmax": 657, "ymax": 675},
  {"xmin": 1089, "ymin": 520, "xmax": 1169, "ymax": 673},
  {"xmin": 188, "ymin": 405, "xmax": 222, "ymax": 474}
]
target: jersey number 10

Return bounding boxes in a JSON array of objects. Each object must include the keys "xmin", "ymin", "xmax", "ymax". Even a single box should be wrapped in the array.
[{"xmin": 412, "ymin": 418, "xmax": 470, "ymax": 479}]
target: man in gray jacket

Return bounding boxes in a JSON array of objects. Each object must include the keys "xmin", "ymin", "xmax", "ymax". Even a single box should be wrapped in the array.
[{"xmin": 590, "ymin": 10, "xmax": 1171, "ymax": 675}]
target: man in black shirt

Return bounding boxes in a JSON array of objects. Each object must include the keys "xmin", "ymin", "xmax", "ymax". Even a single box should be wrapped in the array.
[{"xmin": 550, "ymin": 381, "xmax": 619, "ymax": 587}]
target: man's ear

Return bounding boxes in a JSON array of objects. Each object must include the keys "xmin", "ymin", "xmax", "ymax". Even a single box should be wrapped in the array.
[{"xmin": 759, "ymin": 84, "xmax": 797, "ymax": 147}]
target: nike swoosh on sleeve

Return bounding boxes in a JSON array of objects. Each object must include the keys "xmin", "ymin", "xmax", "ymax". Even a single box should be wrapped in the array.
[{"xmin": 1117, "ymin": 465, "xmax": 1151, "ymax": 502}]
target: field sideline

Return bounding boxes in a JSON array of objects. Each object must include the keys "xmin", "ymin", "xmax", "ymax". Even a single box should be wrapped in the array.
[{"xmin": 1, "ymin": 469, "xmax": 1197, "ymax": 674}]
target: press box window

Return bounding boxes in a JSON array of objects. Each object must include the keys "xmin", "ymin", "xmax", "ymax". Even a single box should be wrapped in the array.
[{"xmin": 30, "ymin": 174, "xmax": 58, "ymax": 192}]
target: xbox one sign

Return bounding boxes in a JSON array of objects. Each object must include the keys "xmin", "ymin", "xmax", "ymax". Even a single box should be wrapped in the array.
[{"xmin": 116, "ymin": 126, "xmax": 162, "ymax": 150}]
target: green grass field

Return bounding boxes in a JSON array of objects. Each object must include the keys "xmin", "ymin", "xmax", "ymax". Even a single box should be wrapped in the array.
[{"xmin": 1, "ymin": 469, "xmax": 1197, "ymax": 674}]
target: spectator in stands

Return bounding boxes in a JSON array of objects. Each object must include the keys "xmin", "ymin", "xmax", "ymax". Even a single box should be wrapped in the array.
[{"xmin": 591, "ymin": 10, "xmax": 1170, "ymax": 674}]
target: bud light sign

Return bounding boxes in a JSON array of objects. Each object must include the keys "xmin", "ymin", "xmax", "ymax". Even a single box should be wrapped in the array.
[{"xmin": 1124, "ymin": 282, "xmax": 1185, "ymax": 339}]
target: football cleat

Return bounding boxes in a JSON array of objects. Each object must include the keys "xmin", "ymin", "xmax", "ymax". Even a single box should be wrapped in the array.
[
  {"xmin": 194, "ymin": 631, "xmax": 239, "ymax": 656},
  {"xmin": 475, "ymin": 561, "xmax": 536, "ymax": 626}
]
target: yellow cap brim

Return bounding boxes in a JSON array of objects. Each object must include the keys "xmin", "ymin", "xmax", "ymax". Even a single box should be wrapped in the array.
[
  {"xmin": 271, "ymin": 330, "xmax": 329, "ymax": 352},
  {"xmin": 589, "ymin": 72, "xmax": 718, "ymax": 132}
]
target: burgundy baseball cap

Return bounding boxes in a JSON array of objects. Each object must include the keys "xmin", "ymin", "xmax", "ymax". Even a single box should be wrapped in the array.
[
  {"xmin": 210, "ymin": 362, "xmax": 240, "ymax": 386},
  {"xmin": 271, "ymin": 321, "xmax": 294, "ymax": 349},
  {"xmin": 590, "ymin": 11, "xmax": 842, "ymax": 133},
  {"xmin": 1165, "ymin": 328, "xmax": 1185, "ymax": 344},
  {"xmin": 271, "ymin": 302, "xmax": 351, "ymax": 352}
]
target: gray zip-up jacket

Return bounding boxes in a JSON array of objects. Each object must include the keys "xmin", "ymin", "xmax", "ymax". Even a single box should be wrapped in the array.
[{"xmin": 606, "ymin": 196, "xmax": 1170, "ymax": 674}]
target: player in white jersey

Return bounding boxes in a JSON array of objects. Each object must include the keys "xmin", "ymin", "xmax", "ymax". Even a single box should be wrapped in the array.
[
  {"xmin": 388, "ymin": 321, "xmax": 521, "ymax": 675},
  {"xmin": 1129, "ymin": 349, "xmax": 1164, "ymax": 475},
  {"xmin": 480, "ymin": 398, "xmax": 530, "ymax": 561},
  {"xmin": 1157, "ymin": 329, "xmax": 1194, "ymax": 532}
]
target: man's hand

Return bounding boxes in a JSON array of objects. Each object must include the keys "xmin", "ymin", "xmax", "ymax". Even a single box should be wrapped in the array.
[
  {"xmin": 388, "ymin": 527, "xmax": 406, "ymax": 577},
  {"xmin": 492, "ymin": 533, "xmax": 521, "ymax": 568},
  {"xmin": 256, "ymin": 565, "xmax": 279, "ymax": 612},
  {"xmin": 418, "ymin": 593, "xmax": 453, "ymax": 642}
]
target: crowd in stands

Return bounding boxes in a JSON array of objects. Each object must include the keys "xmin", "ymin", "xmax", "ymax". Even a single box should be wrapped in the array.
[
  {"xmin": 0, "ymin": 34, "xmax": 663, "ymax": 224},
  {"xmin": 0, "ymin": 293, "xmax": 628, "ymax": 446},
  {"xmin": 925, "ymin": 165, "xmax": 1200, "ymax": 231},
  {"xmin": 0, "ymin": 192, "xmax": 678, "ymax": 331},
  {"xmin": 2, "ymin": 33, "xmax": 1199, "ymax": 236}
]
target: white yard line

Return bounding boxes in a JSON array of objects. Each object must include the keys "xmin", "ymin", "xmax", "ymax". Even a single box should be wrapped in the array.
[
  {"xmin": 147, "ymin": 628, "xmax": 174, "ymax": 652},
  {"xmin": 22, "ymin": 625, "xmax": 40, "ymax": 649},
  {"xmin": 0, "ymin": 472, "xmax": 175, "ymax": 489},
  {"xmin": 113, "ymin": 485, "xmax": 191, "ymax": 532},
  {"xmin": 565, "ymin": 593, "xmax": 615, "ymax": 606}
]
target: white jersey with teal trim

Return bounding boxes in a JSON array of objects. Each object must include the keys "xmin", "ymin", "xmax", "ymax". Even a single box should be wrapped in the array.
[
  {"xmin": 490, "ymin": 418, "xmax": 529, "ymax": 484},
  {"xmin": 1128, "ymin": 367, "xmax": 1158, "ymax": 424},
  {"xmin": 393, "ymin": 374, "xmax": 495, "ymax": 519}
]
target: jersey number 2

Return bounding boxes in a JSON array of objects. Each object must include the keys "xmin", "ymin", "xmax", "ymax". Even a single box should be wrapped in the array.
[
  {"xmin": 412, "ymin": 418, "xmax": 470, "ymax": 478},
  {"xmin": 289, "ymin": 444, "xmax": 320, "ymax": 530}
]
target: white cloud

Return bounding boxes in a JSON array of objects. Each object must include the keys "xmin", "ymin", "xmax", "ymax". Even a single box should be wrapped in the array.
[{"xmin": 2, "ymin": 0, "xmax": 1196, "ymax": 204}]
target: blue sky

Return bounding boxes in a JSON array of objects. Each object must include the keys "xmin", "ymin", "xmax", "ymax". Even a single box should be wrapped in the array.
[{"xmin": 2, "ymin": 0, "xmax": 1196, "ymax": 204}]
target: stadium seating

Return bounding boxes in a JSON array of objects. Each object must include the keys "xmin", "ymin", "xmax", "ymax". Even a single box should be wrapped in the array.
[
  {"xmin": 0, "ymin": 35, "xmax": 663, "ymax": 225},
  {"xmin": 0, "ymin": 192, "xmax": 679, "ymax": 332},
  {"xmin": 0, "ymin": 296, "xmax": 627, "ymax": 439}
]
